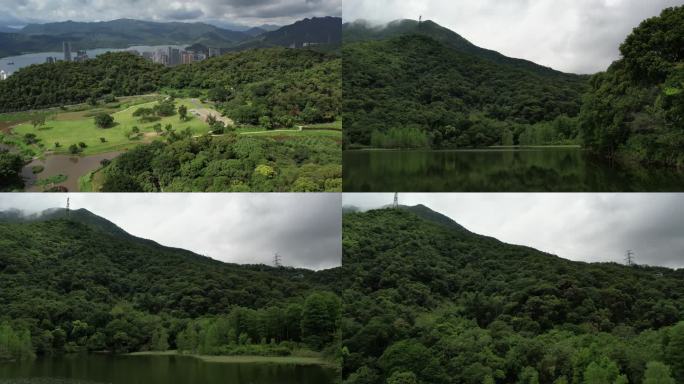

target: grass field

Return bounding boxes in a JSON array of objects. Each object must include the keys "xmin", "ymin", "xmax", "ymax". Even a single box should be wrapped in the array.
[
  {"xmin": 127, "ymin": 350, "xmax": 335, "ymax": 367},
  {"xmin": 242, "ymin": 129, "xmax": 342, "ymax": 138},
  {"xmin": 7, "ymin": 97, "xmax": 213, "ymax": 156},
  {"xmin": 303, "ymin": 119, "xmax": 342, "ymax": 130},
  {"xmin": 2, "ymin": 96, "xmax": 341, "ymax": 159}
]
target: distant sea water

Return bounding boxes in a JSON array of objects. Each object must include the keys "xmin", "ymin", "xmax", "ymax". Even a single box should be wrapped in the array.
[{"xmin": 0, "ymin": 44, "xmax": 187, "ymax": 75}]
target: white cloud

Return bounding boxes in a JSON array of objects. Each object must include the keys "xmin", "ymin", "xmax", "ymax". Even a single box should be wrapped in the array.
[
  {"xmin": 343, "ymin": 0, "xmax": 684, "ymax": 73},
  {"xmin": 0, "ymin": 0, "xmax": 341, "ymax": 27}
]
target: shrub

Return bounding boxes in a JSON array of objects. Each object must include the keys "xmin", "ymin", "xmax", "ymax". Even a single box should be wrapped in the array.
[{"xmin": 94, "ymin": 113, "xmax": 114, "ymax": 128}]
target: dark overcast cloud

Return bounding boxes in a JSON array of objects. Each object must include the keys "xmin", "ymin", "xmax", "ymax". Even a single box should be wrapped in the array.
[
  {"xmin": 343, "ymin": 0, "xmax": 684, "ymax": 74},
  {"xmin": 0, "ymin": 193, "xmax": 342, "ymax": 271},
  {"xmin": 0, "ymin": 0, "xmax": 340, "ymax": 28},
  {"xmin": 343, "ymin": 193, "xmax": 684, "ymax": 269}
]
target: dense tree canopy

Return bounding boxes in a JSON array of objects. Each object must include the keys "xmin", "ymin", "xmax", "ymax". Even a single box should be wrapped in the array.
[
  {"xmin": 0, "ymin": 53, "xmax": 163, "ymax": 112},
  {"xmin": 99, "ymin": 134, "xmax": 341, "ymax": 192},
  {"xmin": 0, "ymin": 48, "xmax": 341, "ymax": 130},
  {"xmin": 341, "ymin": 206, "xmax": 684, "ymax": 384},
  {"xmin": 0, "ymin": 211, "xmax": 340, "ymax": 359},
  {"xmin": 343, "ymin": 33, "xmax": 587, "ymax": 149},
  {"xmin": 579, "ymin": 6, "xmax": 684, "ymax": 167},
  {"xmin": 0, "ymin": 150, "xmax": 25, "ymax": 191},
  {"xmin": 165, "ymin": 48, "xmax": 340, "ymax": 127}
]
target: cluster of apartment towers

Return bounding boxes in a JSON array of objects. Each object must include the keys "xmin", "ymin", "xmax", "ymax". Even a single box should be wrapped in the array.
[{"xmin": 46, "ymin": 41, "xmax": 220, "ymax": 67}]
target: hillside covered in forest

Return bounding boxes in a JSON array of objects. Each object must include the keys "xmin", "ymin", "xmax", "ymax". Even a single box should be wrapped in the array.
[
  {"xmin": 343, "ymin": 6, "xmax": 684, "ymax": 170},
  {"xmin": 0, "ymin": 209, "xmax": 341, "ymax": 362},
  {"xmin": 342, "ymin": 19, "xmax": 588, "ymax": 149},
  {"xmin": 341, "ymin": 206, "xmax": 684, "ymax": 384}
]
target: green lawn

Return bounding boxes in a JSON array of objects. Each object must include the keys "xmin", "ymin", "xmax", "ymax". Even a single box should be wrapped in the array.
[
  {"xmin": 303, "ymin": 119, "xmax": 342, "ymax": 130},
  {"xmin": 10, "ymin": 98, "xmax": 212, "ymax": 156},
  {"xmin": 127, "ymin": 350, "xmax": 335, "ymax": 367},
  {"xmin": 242, "ymin": 129, "xmax": 342, "ymax": 138}
]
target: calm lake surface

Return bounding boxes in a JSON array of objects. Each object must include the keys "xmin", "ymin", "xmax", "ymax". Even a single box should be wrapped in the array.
[
  {"xmin": 343, "ymin": 148, "xmax": 684, "ymax": 192},
  {"xmin": 0, "ymin": 354, "xmax": 338, "ymax": 384},
  {"xmin": 0, "ymin": 45, "xmax": 186, "ymax": 75}
]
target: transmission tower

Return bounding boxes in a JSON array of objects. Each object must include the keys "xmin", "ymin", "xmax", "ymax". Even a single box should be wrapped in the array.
[
  {"xmin": 419, "ymin": 15, "xmax": 422, "ymax": 25},
  {"xmin": 393, "ymin": 193, "xmax": 399, "ymax": 209},
  {"xmin": 625, "ymin": 250, "xmax": 635, "ymax": 266},
  {"xmin": 273, "ymin": 252, "xmax": 282, "ymax": 268}
]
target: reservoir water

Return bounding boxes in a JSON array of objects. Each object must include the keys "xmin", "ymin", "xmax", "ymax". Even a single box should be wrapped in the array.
[
  {"xmin": 0, "ymin": 354, "xmax": 339, "ymax": 384},
  {"xmin": 343, "ymin": 148, "xmax": 684, "ymax": 192}
]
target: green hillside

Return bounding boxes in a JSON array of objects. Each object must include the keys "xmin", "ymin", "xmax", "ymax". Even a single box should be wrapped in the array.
[
  {"xmin": 341, "ymin": 206, "xmax": 684, "ymax": 384},
  {"xmin": 342, "ymin": 21, "xmax": 588, "ymax": 149},
  {"xmin": 0, "ymin": 210, "xmax": 341, "ymax": 361}
]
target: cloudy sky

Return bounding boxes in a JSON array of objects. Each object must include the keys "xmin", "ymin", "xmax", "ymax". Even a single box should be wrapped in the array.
[
  {"xmin": 0, "ymin": 0, "xmax": 340, "ymax": 29},
  {"xmin": 0, "ymin": 193, "xmax": 342, "ymax": 270},
  {"xmin": 343, "ymin": 0, "xmax": 684, "ymax": 74},
  {"xmin": 344, "ymin": 193, "xmax": 684, "ymax": 269}
]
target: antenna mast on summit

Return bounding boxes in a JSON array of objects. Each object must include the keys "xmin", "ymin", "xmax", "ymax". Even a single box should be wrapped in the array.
[
  {"xmin": 625, "ymin": 250, "xmax": 635, "ymax": 266},
  {"xmin": 66, "ymin": 196, "xmax": 70, "ymax": 218},
  {"xmin": 274, "ymin": 252, "xmax": 282, "ymax": 268},
  {"xmin": 419, "ymin": 15, "xmax": 422, "ymax": 26},
  {"xmin": 393, "ymin": 193, "xmax": 399, "ymax": 209}
]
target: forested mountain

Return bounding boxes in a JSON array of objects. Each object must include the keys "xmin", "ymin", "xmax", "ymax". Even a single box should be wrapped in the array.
[
  {"xmin": 0, "ymin": 17, "xmax": 342, "ymax": 58},
  {"xmin": 0, "ymin": 32, "xmax": 67, "ymax": 58},
  {"xmin": 344, "ymin": 19, "xmax": 569, "ymax": 78},
  {"xmin": 21, "ymin": 18, "xmax": 249, "ymax": 43},
  {"xmin": 341, "ymin": 206, "xmax": 684, "ymax": 384},
  {"xmin": 0, "ymin": 209, "xmax": 341, "ymax": 360},
  {"xmin": 0, "ymin": 19, "xmax": 250, "ymax": 57},
  {"xmin": 228, "ymin": 17, "xmax": 342, "ymax": 51},
  {"xmin": 579, "ymin": 6, "xmax": 684, "ymax": 168},
  {"xmin": 342, "ymin": 20, "xmax": 588, "ymax": 149},
  {"xmin": 0, "ymin": 208, "xmax": 132, "ymax": 239}
]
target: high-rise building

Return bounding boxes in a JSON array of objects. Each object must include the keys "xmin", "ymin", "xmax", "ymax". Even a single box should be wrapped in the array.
[
  {"xmin": 167, "ymin": 47, "xmax": 181, "ymax": 67},
  {"xmin": 74, "ymin": 50, "xmax": 89, "ymax": 62},
  {"xmin": 181, "ymin": 51, "xmax": 194, "ymax": 65},
  {"xmin": 0, "ymin": 70, "xmax": 7, "ymax": 81},
  {"xmin": 63, "ymin": 41, "xmax": 72, "ymax": 62},
  {"xmin": 153, "ymin": 49, "xmax": 169, "ymax": 66},
  {"xmin": 208, "ymin": 48, "xmax": 221, "ymax": 58},
  {"xmin": 45, "ymin": 57, "xmax": 56, "ymax": 64}
]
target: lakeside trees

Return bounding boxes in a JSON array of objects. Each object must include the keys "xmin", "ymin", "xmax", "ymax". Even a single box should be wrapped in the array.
[
  {"xmin": 579, "ymin": 6, "xmax": 684, "ymax": 167},
  {"xmin": 0, "ymin": 323, "xmax": 34, "ymax": 361},
  {"xmin": 0, "ymin": 216, "xmax": 341, "ymax": 359},
  {"xmin": 175, "ymin": 292, "xmax": 341, "ymax": 356}
]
